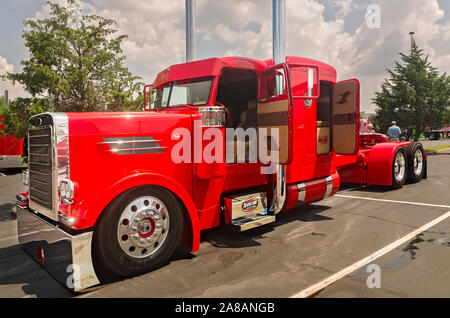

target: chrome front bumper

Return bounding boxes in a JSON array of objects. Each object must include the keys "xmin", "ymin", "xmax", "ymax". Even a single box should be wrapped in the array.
[{"xmin": 16, "ymin": 205, "xmax": 99, "ymax": 292}]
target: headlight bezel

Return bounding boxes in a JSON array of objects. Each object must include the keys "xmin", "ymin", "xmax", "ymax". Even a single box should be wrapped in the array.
[{"xmin": 59, "ymin": 179, "xmax": 75, "ymax": 205}]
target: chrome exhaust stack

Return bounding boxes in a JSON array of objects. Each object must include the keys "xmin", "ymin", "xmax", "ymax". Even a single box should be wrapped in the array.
[
  {"xmin": 271, "ymin": 0, "xmax": 287, "ymax": 214},
  {"xmin": 185, "ymin": 0, "xmax": 196, "ymax": 62},
  {"xmin": 272, "ymin": 0, "xmax": 286, "ymax": 65}
]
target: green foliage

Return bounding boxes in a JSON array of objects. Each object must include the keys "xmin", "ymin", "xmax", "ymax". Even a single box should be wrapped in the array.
[
  {"xmin": 0, "ymin": 98, "xmax": 49, "ymax": 139},
  {"xmin": 3, "ymin": 0, "xmax": 143, "ymax": 113},
  {"xmin": 373, "ymin": 41, "xmax": 450, "ymax": 140}
]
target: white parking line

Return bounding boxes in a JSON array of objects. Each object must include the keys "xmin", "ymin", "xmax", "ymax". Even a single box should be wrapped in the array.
[
  {"xmin": 335, "ymin": 194, "xmax": 450, "ymax": 209},
  {"xmin": 291, "ymin": 210, "xmax": 450, "ymax": 298}
]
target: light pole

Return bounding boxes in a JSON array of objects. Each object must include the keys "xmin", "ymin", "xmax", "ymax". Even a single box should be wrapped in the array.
[
  {"xmin": 186, "ymin": 0, "xmax": 196, "ymax": 62},
  {"xmin": 409, "ymin": 31, "xmax": 415, "ymax": 52}
]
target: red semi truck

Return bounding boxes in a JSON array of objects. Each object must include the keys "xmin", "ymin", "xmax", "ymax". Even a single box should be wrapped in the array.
[
  {"xmin": 16, "ymin": 56, "xmax": 427, "ymax": 291},
  {"xmin": 0, "ymin": 115, "xmax": 24, "ymax": 169}
]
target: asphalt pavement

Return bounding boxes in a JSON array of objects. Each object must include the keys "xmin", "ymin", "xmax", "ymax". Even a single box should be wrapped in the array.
[{"xmin": 0, "ymin": 150, "xmax": 449, "ymax": 298}]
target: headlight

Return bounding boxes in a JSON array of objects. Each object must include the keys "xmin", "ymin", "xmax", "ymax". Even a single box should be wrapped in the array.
[
  {"xmin": 21, "ymin": 170, "xmax": 29, "ymax": 186},
  {"xmin": 59, "ymin": 179, "xmax": 75, "ymax": 204}
]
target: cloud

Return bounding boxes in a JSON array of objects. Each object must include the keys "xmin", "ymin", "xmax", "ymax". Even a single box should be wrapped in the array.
[
  {"xmin": 25, "ymin": 0, "xmax": 450, "ymax": 113},
  {"xmin": 0, "ymin": 56, "xmax": 27, "ymax": 99}
]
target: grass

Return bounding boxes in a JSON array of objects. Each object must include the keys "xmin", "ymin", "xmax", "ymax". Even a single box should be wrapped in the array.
[{"xmin": 423, "ymin": 144, "xmax": 450, "ymax": 154}]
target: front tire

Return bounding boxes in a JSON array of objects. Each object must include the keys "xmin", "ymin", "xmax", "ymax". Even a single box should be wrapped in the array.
[
  {"xmin": 392, "ymin": 148, "xmax": 407, "ymax": 189},
  {"xmin": 93, "ymin": 186, "xmax": 183, "ymax": 283}
]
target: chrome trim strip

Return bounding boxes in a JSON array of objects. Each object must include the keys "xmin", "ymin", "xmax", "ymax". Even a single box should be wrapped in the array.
[
  {"xmin": 29, "ymin": 195, "xmax": 52, "ymax": 206},
  {"xmin": 324, "ymin": 175, "xmax": 333, "ymax": 198},
  {"xmin": 231, "ymin": 215, "xmax": 276, "ymax": 232},
  {"xmin": 297, "ymin": 183, "xmax": 306, "ymax": 203},
  {"xmin": 101, "ymin": 136, "xmax": 166, "ymax": 155},
  {"xmin": 30, "ymin": 187, "xmax": 50, "ymax": 195},
  {"xmin": 108, "ymin": 146, "xmax": 167, "ymax": 153},
  {"xmin": 30, "ymin": 178, "xmax": 51, "ymax": 185},
  {"xmin": 29, "ymin": 153, "xmax": 50, "ymax": 156},
  {"xmin": 30, "ymin": 170, "xmax": 52, "ymax": 176},
  {"xmin": 30, "ymin": 162, "xmax": 51, "ymax": 166},
  {"xmin": 98, "ymin": 139, "xmax": 161, "ymax": 145},
  {"xmin": 29, "ymin": 134, "xmax": 51, "ymax": 138}
]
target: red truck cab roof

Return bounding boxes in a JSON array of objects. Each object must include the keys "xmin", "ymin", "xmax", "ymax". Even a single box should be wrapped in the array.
[{"xmin": 153, "ymin": 56, "xmax": 336, "ymax": 88}]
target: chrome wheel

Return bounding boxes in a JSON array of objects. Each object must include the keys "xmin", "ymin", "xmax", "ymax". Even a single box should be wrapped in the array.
[
  {"xmin": 117, "ymin": 196, "xmax": 170, "ymax": 258},
  {"xmin": 413, "ymin": 149, "xmax": 423, "ymax": 176},
  {"xmin": 394, "ymin": 152, "xmax": 406, "ymax": 182}
]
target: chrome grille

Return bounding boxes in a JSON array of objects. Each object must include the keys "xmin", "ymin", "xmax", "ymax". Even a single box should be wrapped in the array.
[
  {"xmin": 28, "ymin": 126, "xmax": 53, "ymax": 210},
  {"xmin": 27, "ymin": 113, "xmax": 69, "ymax": 221}
]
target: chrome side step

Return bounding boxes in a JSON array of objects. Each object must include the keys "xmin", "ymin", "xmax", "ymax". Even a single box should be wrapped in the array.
[{"xmin": 231, "ymin": 214, "xmax": 276, "ymax": 232}]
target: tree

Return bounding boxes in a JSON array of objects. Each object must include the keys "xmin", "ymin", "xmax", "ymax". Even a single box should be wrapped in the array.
[
  {"xmin": 373, "ymin": 40, "xmax": 450, "ymax": 140},
  {"xmin": 2, "ymin": 0, "xmax": 143, "ymax": 116},
  {"xmin": 0, "ymin": 98, "xmax": 49, "ymax": 139}
]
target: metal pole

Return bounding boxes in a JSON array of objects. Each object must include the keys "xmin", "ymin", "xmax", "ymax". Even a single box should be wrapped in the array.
[
  {"xmin": 409, "ymin": 31, "xmax": 415, "ymax": 52},
  {"xmin": 4, "ymin": 90, "xmax": 8, "ymax": 106},
  {"xmin": 273, "ymin": 0, "xmax": 286, "ymax": 64},
  {"xmin": 186, "ymin": 0, "xmax": 196, "ymax": 62}
]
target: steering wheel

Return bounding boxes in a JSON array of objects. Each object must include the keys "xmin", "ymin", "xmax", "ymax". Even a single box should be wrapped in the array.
[{"xmin": 215, "ymin": 101, "xmax": 231, "ymax": 126}]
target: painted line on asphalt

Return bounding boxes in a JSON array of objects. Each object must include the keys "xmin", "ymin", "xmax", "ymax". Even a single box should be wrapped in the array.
[
  {"xmin": 335, "ymin": 194, "xmax": 450, "ymax": 209},
  {"xmin": 290, "ymin": 210, "xmax": 450, "ymax": 298}
]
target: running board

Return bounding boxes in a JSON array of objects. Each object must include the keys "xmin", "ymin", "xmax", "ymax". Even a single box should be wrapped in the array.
[{"xmin": 231, "ymin": 215, "xmax": 276, "ymax": 232}]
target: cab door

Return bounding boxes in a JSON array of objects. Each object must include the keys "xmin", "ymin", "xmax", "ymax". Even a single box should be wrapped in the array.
[
  {"xmin": 258, "ymin": 64, "xmax": 293, "ymax": 165},
  {"xmin": 332, "ymin": 79, "xmax": 360, "ymax": 155}
]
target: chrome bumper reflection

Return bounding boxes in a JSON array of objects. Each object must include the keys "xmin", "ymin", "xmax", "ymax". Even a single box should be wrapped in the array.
[{"xmin": 16, "ymin": 205, "xmax": 99, "ymax": 292}]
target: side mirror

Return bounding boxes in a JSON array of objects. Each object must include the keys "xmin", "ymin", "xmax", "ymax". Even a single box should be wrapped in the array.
[{"xmin": 143, "ymin": 84, "xmax": 154, "ymax": 111}]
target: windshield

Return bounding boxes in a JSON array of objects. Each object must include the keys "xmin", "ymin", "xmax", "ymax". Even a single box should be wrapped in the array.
[{"xmin": 154, "ymin": 77, "xmax": 213, "ymax": 108}]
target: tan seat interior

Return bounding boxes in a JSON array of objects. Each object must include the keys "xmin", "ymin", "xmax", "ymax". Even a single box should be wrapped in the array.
[{"xmin": 317, "ymin": 83, "xmax": 331, "ymax": 155}]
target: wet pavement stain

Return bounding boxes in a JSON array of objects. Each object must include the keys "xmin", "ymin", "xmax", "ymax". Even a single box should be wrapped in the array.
[
  {"xmin": 348, "ymin": 232, "xmax": 449, "ymax": 277},
  {"xmin": 218, "ymin": 251, "xmax": 244, "ymax": 266},
  {"xmin": 428, "ymin": 233, "xmax": 450, "ymax": 247}
]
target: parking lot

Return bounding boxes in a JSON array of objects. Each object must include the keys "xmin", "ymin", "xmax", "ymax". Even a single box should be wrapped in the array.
[{"xmin": 0, "ymin": 149, "xmax": 449, "ymax": 298}]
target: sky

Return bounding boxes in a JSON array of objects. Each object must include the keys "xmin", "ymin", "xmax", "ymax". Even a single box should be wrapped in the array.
[{"xmin": 1, "ymin": 0, "xmax": 450, "ymax": 113}]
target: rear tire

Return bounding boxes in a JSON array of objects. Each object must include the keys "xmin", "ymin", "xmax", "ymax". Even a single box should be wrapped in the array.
[
  {"xmin": 406, "ymin": 143, "xmax": 425, "ymax": 183},
  {"xmin": 92, "ymin": 185, "xmax": 183, "ymax": 283},
  {"xmin": 392, "ymin": 148, "xmax": 407, "ymax": 189},
  {"xmin": 399, "ymin": 133, "xmax": 409, "ymax": 141}
]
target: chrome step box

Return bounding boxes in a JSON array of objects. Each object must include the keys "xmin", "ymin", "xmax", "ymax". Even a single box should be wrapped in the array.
[
  {"xmin": 223, "ymin": 192, "xmax": 273, "ymax": 231},
  {"xmin": 222, "ymin": 192, "xmax": 268, "ymax": 223},
  {"xmin": 231, "ymin": 215, "xmax": 276, "ymax": 232}
]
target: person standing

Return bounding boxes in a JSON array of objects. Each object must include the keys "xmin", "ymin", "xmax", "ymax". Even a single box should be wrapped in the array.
[
  {"xmin": 387, "ymin": 121, "xmax": 401, "ymax": 141},
  {"xmin": 368, "ymin": 123, "xmax": 376, "ymax": 133}
]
